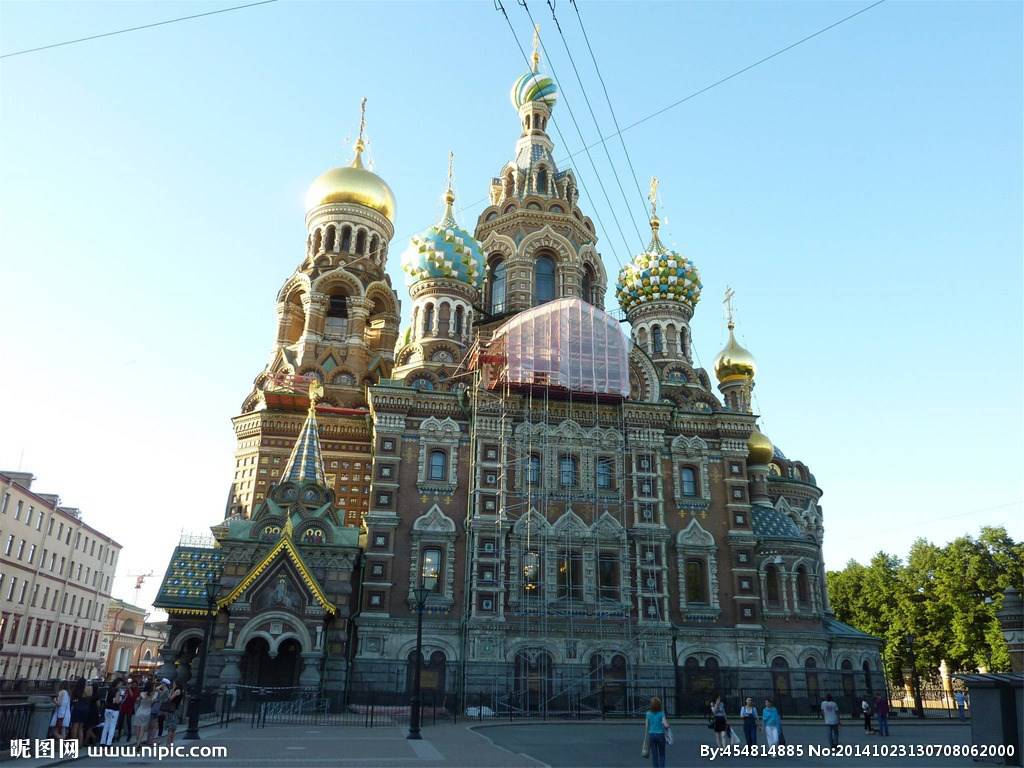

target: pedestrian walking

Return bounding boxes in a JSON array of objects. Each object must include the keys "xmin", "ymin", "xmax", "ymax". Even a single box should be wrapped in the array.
[
  {"xmin": 101, "ymin": 678, "xmax": 125, "ymax": 746},
  {"xmin": 118, "ymin": 679, "xmax": 138, "ymax": 742},
  {"xmin": 148, "ymin": 681, "xmax": 167, "ymax": 744},
  {"xmin": 161, "ymin": 683, "xmax": 184, "ymax": 747},
  {"xmin": 642, "ymin": 696, "xmax": 670, "ymax": 768},
  {"xmin": 68, "ymin": 680, "xmax": 90, "ymax": 744},
  {"xmin": 954, "ymin": 690, "xmax": 967, "ymax": 721},
  {"xmin": 740, "ymin": 697, "xmax": 759, "ymax": 745},
  {"xmin": 874, "ymin": 694, "xmax": 889, "ymax": 736},
  {"xmin": 820, "ymin": 693, "xmax": 841, "ymax": 748},
  {"xmin": 762, "ymin": 698, "xmax": 782, "ymax": 747},
  {"xmin": 49, "ymin": 685, "xmax": 71, "ymax": 738},
  {"xmin": 133, "ymin": 684, "xmax": 154, "ymax": 747},
  {"xmin": 861, "ymin": 696, "xmax": 873, "ymax": 734},
  {"xmin": 710, "ymin": 694, "xmax": 729, "ymax": 748}
]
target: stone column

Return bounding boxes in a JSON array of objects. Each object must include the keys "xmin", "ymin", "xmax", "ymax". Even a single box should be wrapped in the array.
[
  {"xmin": 299, "ymin": 651, "xmax": 322, "ymax": 688},
  {"xmin": 347, "ymin": 297, "xmax": 372, "ymax": 346},
  {"xmin": 219, "ymin": 649, "xmax": 243, "ymax": 686},
  {"xmin": 156, "ymin": 646, "xmax": 177, "ymax": 684}
]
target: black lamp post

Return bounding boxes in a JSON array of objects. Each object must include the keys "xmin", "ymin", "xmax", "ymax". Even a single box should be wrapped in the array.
[
  {"xmin": 184, "ymin": 574, "xmax": 219, "ymax": 740},
  {"xmin": 904, "ymin": 634, "xmax": 924, "ymax": 718},
  {"xmin": 407, "ymin": 565, "xmax": 438, "ymax": 740}
]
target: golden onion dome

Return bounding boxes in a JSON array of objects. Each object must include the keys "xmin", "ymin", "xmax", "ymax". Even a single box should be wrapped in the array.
[
  {"xmin": 747, "ymin": 428, "xmax": 774, "ymax": 466},
  {"xmin": 304, "ymin": 138, "xmax": 396, "ymax": 222},
  {"xmin": 714, "ymin": 322, "xmax": 757, "ymax": 382}
]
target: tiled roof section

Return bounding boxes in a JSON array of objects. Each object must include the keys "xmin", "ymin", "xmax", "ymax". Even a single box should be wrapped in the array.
[
  {"xmin": 824, "ymin": 616, "xmax": 878, "ymax": 639},
  {"xmin": 750, "ymin": 504, "xmax": 804, "ymax": 539},
  {"xmin": 772, "ymin": 445, "xmax": 788, "ymax": 461},
  {"xmin": 153, "ymin": 546, "xmax": 223, "ymax": 611},
  {"xmin": 280, "ymin": 407, "xmax": 326, "ymax": 486}
]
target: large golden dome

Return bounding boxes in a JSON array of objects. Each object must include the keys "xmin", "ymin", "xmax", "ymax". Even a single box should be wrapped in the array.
[
  {"xmin": 304, "ymin": 141, "xmax": 395, "ymax": 221},
  {"xmin": 714, "ymin": 322, "xmax": 756, "ymax": 382},
  {"xmin": 747, "ymin": 428, "xmax": 774, "ymax": 466}
]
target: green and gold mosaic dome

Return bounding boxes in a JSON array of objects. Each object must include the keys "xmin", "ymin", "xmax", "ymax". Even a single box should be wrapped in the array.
[{"xmin": 616, "ymin": 218, "xmax": 702, "ymax": 312}]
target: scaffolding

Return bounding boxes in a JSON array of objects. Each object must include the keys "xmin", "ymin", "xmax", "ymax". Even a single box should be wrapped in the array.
[{"xmin": 459, "ymin": 299, "xmax": 675, "ymax": 717}]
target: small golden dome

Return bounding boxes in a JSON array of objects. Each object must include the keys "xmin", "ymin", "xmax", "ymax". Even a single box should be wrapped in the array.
[
  {"xmin": 747, "ymin": 428, "xmax": 774, "ymax": 466},
  {"xmin": 714, "ymin": 322, "xmax": 756, "ymax": 382},
  {"xmin": 304, "ymin": 141, "xmax": 396, "ymax": 221}
]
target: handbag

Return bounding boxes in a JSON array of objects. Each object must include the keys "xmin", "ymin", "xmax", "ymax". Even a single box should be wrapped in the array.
[
  {"xmin": 664, "ymin": 719, "xmax": 674, "ymax": 747},
  {"xmin": 729, "ymin": 727, "xmax": 741, "ymax": 746},
  {"xmin": 641, "ymin": 728, "xmax": 650, "ymax": 758}
]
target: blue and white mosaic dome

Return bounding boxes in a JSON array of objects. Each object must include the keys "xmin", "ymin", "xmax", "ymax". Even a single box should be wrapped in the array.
[
  {"xmin": 510, "ymin": 71, "xmax": 558, "ymax": 110},
  {"xmin": 400, "ymin": 212, "xmax": 484, "ymax": 290}
]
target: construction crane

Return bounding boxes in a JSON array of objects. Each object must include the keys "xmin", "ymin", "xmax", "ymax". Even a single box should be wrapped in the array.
[{"xmin": 125, "ymin": 571, "xmax": 154, "ymax": 605}]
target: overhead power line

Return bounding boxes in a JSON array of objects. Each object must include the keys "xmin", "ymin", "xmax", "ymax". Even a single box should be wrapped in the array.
[
  {"xmin": 561, "ymin": 0, "xmax": 887, "ymax": 163},
  {"xmin": 0, "ymin": 0, "xmax": 278, "ymax": 60},
  {"xmin": 518, "ymin": 0, "xmax": 635, "ymax": 262},
  {"xmin": 545, "ymin": 0, "xmax": 646, "ymax": 248},
  {"xmin": 494, "ymin": 0, "xmax": 625, "ymax": 269}
]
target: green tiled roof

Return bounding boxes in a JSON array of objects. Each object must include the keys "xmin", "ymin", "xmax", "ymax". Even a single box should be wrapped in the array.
[
  {"xmin": 153, "ymin": 546, "xmax": 223, "ymax": 611},
  {"xmin": 750, "ymin": 504, "xmax": 804, "ymax": 539},
  {"xmin": 824, "ymin": 616, "xmax": 877, "ymax": 639}
]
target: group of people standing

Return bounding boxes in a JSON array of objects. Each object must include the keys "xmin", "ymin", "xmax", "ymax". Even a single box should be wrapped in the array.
[
  {"xmin": 48, "ymin": 676, "xmax": 184, "ymax": 748},
  {"xmin": 642, "ymin": 691, "xmax": 901, "ymax": 766}
]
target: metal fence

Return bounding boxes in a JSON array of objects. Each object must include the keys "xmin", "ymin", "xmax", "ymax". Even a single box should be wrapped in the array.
[{"xmin": 0, "ymin": 702, "xmax": 33, "ymax": 751}]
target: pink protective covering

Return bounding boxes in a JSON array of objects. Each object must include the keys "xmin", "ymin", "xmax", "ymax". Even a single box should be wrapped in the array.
[{"xmin": 491, "ymin": 297, "xmax": 631, "ymax": 396}]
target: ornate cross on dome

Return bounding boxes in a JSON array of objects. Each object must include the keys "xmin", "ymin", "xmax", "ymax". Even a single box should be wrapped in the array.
[
  {"xmin": 308, "ymin": 378, "xmax": 323, "ymax": 415},
  {"xmin": 531, "ymin": 24, "xmax": 541, "ymax": 73},
  {"xmin": 648, "ymin": 176, "xmax": 659, "ymax": 219},
  {"xmin": 442, "ymin": 150, "xmax": 457, "ymax": 223},
  {"xmin": 723, "ymin": 286, "xmax": 736, "ymax": 330},
  {"xmin": 351, "ymin": 97, "xmax": 368, "ymax": 167}
]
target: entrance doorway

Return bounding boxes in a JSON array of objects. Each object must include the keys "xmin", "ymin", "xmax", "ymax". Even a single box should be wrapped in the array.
[{"xmin": 241, "ymin": 637, "xmax": 301, "ymax": 687}]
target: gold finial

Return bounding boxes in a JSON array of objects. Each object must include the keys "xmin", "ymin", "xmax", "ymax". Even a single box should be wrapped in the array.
[
  {"xmin": 308, "ymin": 378, "xmax": 323, "ymax": 415},
  {"xmin": 282, "ymin": 515, "xmax": 294, "ymax": 539},
  {"xmin": 648, "ymin": 176, "xmax": 660, "ymax": 226},
  {"xmin": 723, "ymin": 286, "xmax": 736, "ymax": 330},
  {"xmin": 531, "ymin": 24, "xmax": 541, "ymax": 73},
  {"xmin": 351, "ymin": 97, "xmax": 367, "ymax": 168},
  {"xmin": 445, "ymin": 150, "xmax": 455, "ymax": 207}
]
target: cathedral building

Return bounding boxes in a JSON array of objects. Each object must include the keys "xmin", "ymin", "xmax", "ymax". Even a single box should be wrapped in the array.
[{"xmin": 155, "ymin": 50, "xmax": 882, "ymax": 713}]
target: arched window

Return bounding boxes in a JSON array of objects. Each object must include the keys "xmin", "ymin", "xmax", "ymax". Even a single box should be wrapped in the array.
[
  {"xmin": 582, "ymin": 264, "xmax": 596, "ymax": 304},
  {"xmin": 685, "ymin": 558, "xmax": 708, "ymax": 603},
  {"xmin": 421, "ymin": 548, "xmax": 442, "ymax": 592},
  {"xmin": 454, "ymin": 306, "xmax": 464, "ymax": 336},
  {"xmin": 340, "ymin": 226, "xmax": 352, "ymax": 253},
  {"xmin": 535, "ymin": 255, "xmax": 556, "ymax": 305},
  {"xmin": 796, "ymin": 565, "xmax": 810, "ymax": 607},
  {"xmin": 428, "ymin": 449, "xmax": 447, "ymax": 481},
  {"xmin": 771, "ymin": 657, "xmax": 791, "ymax": 698},
  {"xmin": 559, "ymin": 454, "xmax": 578, "ymax": 487},
  {"xmin": 680, "ymin": 467, "xmax": 697, "ymax": 497},
  {"xmin": 355, "ymin": 230, "xmax": 367, "ymax": 255},
  {"xmin": 369, "ymin": 234, "xmax": 379, "ymax": 260},
  {"xmin": 423, "ymin": 303, "xmax": 434, "ymax": 335},
  {"xmin": 526, "ymin": 454, "xmax": 541, "ymax": 486},
  {"xmin": 652, "ymin": 325, "xmax": 664, "ymax": 354},
  {"xmin": 536, "ymin": 168, "xmax": 548, "ymax": 194},
  {"xmin": 313, "ymin": 229, "xmax": 322, "ymax": 253},
  {"xmin": 805, "ymin": 657, "xmax": 820, "ymax": 701},
  {"xmin": 324, "ymin": 225, "xmax": 336, "ymax": 252},
  {"xmin": 143, "ymin": 649, "xmax": 152, "ymax": 661},
  {"xmin": 489, "ymin": 260, "xmax": 507, "ymax": 314},
  {"xmin": 766, "ymin": 565, "xmax": 781, "ymax": 606},
  {"xmin": 596, "ymin": 457, "xmax": 613, "ymax": 490},
  {"xmin": 326, "ymin": 294, "xmax": 348, "ymax": 339}
]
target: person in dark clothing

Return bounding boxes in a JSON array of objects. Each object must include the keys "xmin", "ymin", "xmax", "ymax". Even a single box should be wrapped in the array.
[
  {"xmin": 117, "ymin": 678, "xmax": 139, "ymax": 742},
  {"xmin": 101, "ymin": 678, "xmax": 125, "ymax": 745}
]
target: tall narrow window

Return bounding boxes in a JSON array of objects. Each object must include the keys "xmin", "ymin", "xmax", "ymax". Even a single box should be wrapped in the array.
[
  {"xmin": 428, "ymin": 450, "xmax": 447, "ymax": 481},
  {"xmin": 559, "ymin": 454, "xmax": 577, "ymax": 487},
  {"xmin": 536, "ymin": 168, "xmax": 548, "ymax": 194},
  {"xmin": 796, "ymin": 566, "xmax": 810, "ymax": 607},
  {"xmin": 766, "ymin": 565, "xmax": 781, "ymax": 606},
  {"xmin": 523, "ymin": 551, "xmax": 540, "ymax": 593},
  {"xmin": 421, "ymin": 548, "xmax": 442, "ymax": 592},
  {"xmin": 680, "ymin": 467, "xmax": 697, "ymax": 497},
  {"xmin": 324, "ymin": 226, "xmax": 336, "ymax": 252},
  {"xmin": 454, "ymin": 306, "xmax": 464, "ymax": 336},
  {"xmin": 535, "ymin": 256, "xmax": 556, "ymax": 305},
  {"xmin": 423, "ymin": 304, "xmax": 434, "ymax": 335},
  {"xmin": 598, "ymin": 552, "xmax": 620, "ymax": 600},
  {"xmin": 557, "ymin": 549, "xmax": 582, "ymax": 600},
  {"xmin": 355, "ymin": 230, "xmax": 367, "ymax": 255},
  {"xmin": 582, "ymin": 265, "xmax": 596, "ymax": 304},
  {"xmin": 526, "ymin": 454, "xmax": 541, "ymax": 486},
  {"xmin": 596, "ymin": 457, "xmax": 614, "ymax": 490},
  {"xmin": 652, "ymin": 325, "xmax": 664, "ymax": 354},
  {"xmin": 340, "ymin": 226, "xmax": 352, "ymax": 253},
  {"xmin": 489, "ymin": 260, "xmax": 507, "ymax": 314},
  {"xmin": 685, "ymin": 558, "xmax": 709, "ymax": 603}
]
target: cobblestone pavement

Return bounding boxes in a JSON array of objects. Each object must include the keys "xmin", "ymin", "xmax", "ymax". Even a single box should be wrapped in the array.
[{"xmin": 474, "ymin": 720, "xmax": 984, "ymax": 768}]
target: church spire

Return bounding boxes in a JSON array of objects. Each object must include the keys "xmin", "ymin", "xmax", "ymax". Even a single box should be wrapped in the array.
[{"xmin": 280, "ymin": 380, "xmax": 327, "ymax": 486}]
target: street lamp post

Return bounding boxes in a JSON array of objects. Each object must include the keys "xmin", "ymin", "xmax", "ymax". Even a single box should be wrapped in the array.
[
  {"xmin": 407, "ymin": 565, "xmax": 438, "ymax": 740},
  {"xmin": 184, "ymin": 575, "xmax": 219, "ymax": 740},
  {"xmin": 905, "ymin": 634, "xmax": 924, "ymax": 718}
]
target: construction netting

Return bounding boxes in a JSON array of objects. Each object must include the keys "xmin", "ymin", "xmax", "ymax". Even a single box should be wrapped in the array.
[{"xmin": 489, "ymin": 297, "xmax": 631, "ymax": 396}]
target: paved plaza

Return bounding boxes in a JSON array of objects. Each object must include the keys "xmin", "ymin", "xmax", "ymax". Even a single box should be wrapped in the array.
[{"xmin": 18, "ymin": 718, "xmax": 989, "ymax": 768}]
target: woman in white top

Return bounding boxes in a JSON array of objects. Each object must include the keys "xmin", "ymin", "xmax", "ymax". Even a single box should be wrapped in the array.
[{"xmin": 50, "ymin": 687, "xmax": 71, "ymax": 737}]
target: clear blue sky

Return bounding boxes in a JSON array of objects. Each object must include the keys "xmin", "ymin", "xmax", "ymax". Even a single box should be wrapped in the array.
[{"xmin": 1, "ymin": 1, "xmax": 1021, "ymax": 612}]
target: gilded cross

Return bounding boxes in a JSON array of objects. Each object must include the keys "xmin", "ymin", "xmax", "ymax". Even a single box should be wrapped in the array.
[
  {"xmin": 723, "ymin": 286, "xmax": 736, "ymax": 327},
  {"xmin": 648, "ymin": 177, "xmax": 659, "ymax": 219},
  {"xmin": 531, "ymin": 24, "xmax": 541, "ymax": 72}
]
